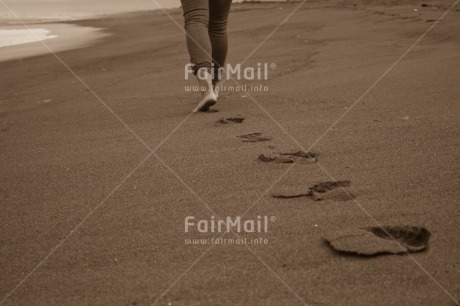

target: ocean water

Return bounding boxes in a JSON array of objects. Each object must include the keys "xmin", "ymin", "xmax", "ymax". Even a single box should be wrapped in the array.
[
  {"xmin": 0, "ymin": 0, "xmax": 260, "ymax": 21},
  {"xmin": 0, "ymin": 0, "xmax": 276, "ymax": 49},
  {"xmin": 0, "ymin": 0, "xmax": 177, "ymax": 48}
]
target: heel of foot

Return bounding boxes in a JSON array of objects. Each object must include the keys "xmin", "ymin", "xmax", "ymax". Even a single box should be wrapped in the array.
[{"xmin": 193, "ymin": 93, "xmax": 217, "ymax": 112}]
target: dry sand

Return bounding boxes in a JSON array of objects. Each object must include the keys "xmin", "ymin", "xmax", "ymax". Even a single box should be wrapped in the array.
[{"xmin": 0, "ymin": 1, "xmax": 459, "ymax": 305}]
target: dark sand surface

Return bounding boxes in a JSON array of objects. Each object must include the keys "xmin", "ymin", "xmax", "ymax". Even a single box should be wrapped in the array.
[{"xmin": 1, "ymin": 1, "xmax": 459, "ymax": 305}]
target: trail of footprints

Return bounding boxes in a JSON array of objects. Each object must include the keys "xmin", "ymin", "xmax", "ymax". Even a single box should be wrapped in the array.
[
  {"xmin": 216, "ymin": 115, "xmax": 355, "ymax": 202},
  {"xmin": 213, "ymin": 115, "xmax": 432, "ymax": 257}
]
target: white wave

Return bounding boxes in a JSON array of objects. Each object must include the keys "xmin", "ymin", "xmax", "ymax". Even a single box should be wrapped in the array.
[{"xmin": 0, "ymin": 28, "xmax": 57, "ymax": 48}]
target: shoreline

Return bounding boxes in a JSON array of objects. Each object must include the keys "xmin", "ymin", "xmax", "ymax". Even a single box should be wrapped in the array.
[
  {"xmin": 0, "ymin": 23, "xmax": 111, "ymax": 62},
  {"xmin": 0, "ymin": 1, "xmax": 288, "ymax": 62},
  {"xmin": 0, "ymin": 1, "xmax": 459, "ymax": 305},
  {"xmin": 0, "ymin": 4, "xmax": 184, "ymax": 62}
]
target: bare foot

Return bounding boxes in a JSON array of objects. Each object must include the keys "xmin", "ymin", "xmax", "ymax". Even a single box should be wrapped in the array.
[{"xmin": 192, "ymin": 91, "xmax": 217, "ymax": 112}]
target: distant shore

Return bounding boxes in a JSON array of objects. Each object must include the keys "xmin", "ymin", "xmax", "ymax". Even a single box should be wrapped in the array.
[{"xmin": 0, "ymin": 0, "xmax": 264, "ymax": 62}]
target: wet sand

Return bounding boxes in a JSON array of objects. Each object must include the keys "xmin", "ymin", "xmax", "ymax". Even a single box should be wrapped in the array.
[{"xmin": 1, "ymin": 1, "xmax": 459, "ymax": 305}]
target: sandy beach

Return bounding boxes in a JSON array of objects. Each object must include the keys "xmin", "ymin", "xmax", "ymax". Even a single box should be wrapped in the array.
[{"xmin": 1, "ymin": 0, "xmax": 459, "ymax": 305}]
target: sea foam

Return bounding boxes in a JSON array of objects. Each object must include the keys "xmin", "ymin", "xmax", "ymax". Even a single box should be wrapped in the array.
[{"xmin": 0, "ymin": 28, "xmax": 57, "ymax": 48}]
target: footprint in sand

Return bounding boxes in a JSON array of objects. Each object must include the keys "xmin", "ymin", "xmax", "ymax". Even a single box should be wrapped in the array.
[
  {"xmin": 272, "ymin": 180, "xmax": 354, "ymax": 202},
  {"xmin": 238, "ymin": 133, "xmax": 272, "ymax": 142},
  {"xmin": 309, "ymin": 180, "xmax": 355, "ymax": 201},
  {"xmin": 325, "ymin": 226, "xmax": 430, "ymax": 256},
  {"xmin": 258, "ymin": 150, "xmax": 318, "ymax": 164},
  {"xmin": 216, "ymin": 116, "xmax": 245, "ymax": 124}
]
